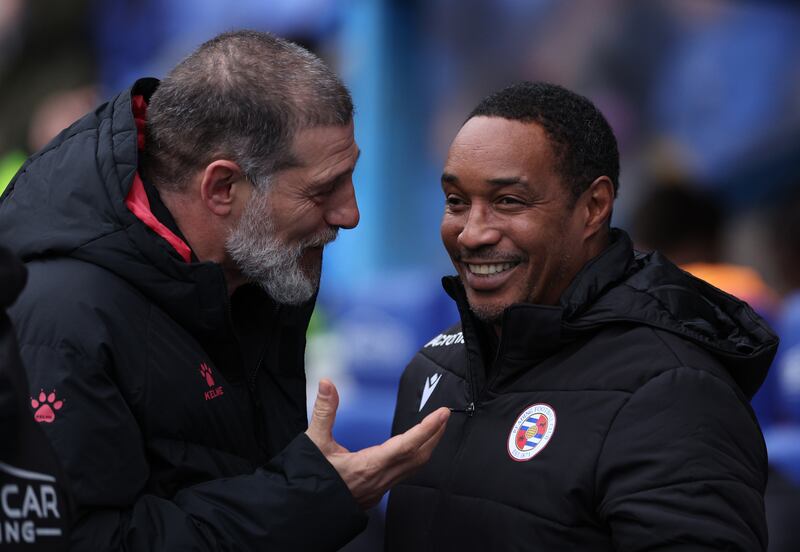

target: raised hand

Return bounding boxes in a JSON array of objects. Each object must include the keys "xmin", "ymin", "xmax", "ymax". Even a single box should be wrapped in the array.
[{"xmin": 305, "ymin": 379, "xmax": 450, "ymax": 509}]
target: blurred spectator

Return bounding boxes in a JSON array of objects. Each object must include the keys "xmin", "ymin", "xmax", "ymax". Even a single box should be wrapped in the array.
[
  {"xmin": 632, "ymin": 181, "xmax": 778, "ymax": 310},
  {"xmin": 0, "ymin": 0, "xmax": 95, "ymax": 194},
  {"xmin": 0, "ymin": 86, "xmax": 98, "ymax": 196},
  {"xmin": 26, "ymin": 87, "xmax": 99, "ymax": 154},
  {"xmin": 0, "ymin": 0, "xmax": 94, "ymax": 154}
]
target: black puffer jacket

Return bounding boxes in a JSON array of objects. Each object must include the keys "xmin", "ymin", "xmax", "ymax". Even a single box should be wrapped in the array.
[
  {"xmin": 0, "ymin": 79, "xmax": 365, "ymax": 551},
  {"xmin": 0, "ymin": 246, "xmax": 70, "ymax": 550},
  {"xmin": 386, "ymin": 230, "xmax": 777, "ymax": 551}
]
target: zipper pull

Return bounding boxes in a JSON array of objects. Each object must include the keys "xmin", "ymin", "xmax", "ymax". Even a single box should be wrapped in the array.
[{"xmin": 449, "ymin": 402, "xmax": 476, "ymax": 416}]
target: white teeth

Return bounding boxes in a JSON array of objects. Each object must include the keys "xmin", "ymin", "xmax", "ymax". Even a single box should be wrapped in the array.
[{"xmin": 466, "ymin": 262, "xmax": 515, "ymax": 275}]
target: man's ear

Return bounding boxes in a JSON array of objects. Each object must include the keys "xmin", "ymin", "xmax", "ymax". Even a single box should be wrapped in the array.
[
  {"xmin": 582, "ymin": 176, "xmax": 615, "ymax": 239},
  {"xmin": 199, "ymin": 160, "xmax": 247, "ymax": 217}
]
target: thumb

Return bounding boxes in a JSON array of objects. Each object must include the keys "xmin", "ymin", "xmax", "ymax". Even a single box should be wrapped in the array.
[{"xmin": 306, "ymin": 379, "xmax": 339, "ymax": 449}]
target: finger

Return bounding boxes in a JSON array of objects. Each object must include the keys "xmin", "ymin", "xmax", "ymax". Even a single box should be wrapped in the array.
[
  {"xmin": 368, "ymin": 408, "xmax": 451, "ymax": 491},
  {"xmin": 405, "ymin": 407, "xmax": 450, "ymax": 450},
  {"xmin": 377, "ymin": 407, "xmax": 450, "ymax": 465},
  {"xmin": 397, "ymin": 407, "xmax": 450, "ymax": 466},
  {"xmin": 414, "ymin": 408, "xmax": 450, "ymax": 459},
  {"xmin": 305, "ymin": 379, "xmax": 340, "ymax": 448}
]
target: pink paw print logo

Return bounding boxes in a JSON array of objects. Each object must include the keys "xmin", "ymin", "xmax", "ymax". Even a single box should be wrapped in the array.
[
  {"xmin": 199, "ymin": 363, "xmax": 215, "ymax": 387},
  {"xmin": 31, "ymin": 390, "xmax": 63, "ymax": 423}
]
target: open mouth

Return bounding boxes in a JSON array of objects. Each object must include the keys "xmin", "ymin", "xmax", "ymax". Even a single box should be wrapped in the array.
[
  {"xmin": 465, "ymin": 262, "xmax": 519, "ymax": 276},
  {"xmin": 461, "ymin": 261, "xmax": 522, "ymax": 292}
]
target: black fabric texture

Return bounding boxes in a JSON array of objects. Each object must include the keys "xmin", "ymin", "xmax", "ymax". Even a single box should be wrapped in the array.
[{"xmin": 0, "ymin": 246, "xmax": 72, "ymax": 550}]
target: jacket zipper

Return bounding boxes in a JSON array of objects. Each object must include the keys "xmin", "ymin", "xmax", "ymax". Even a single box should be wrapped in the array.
[
  {"xmin": 428, "ymin": 323, "xmax": 504, "ymax": 549},
  {"xmin": 245, "ymin": 305, "xmax": 278, "ymax": 463},
  {"xmin": 248, "ymin": 348, "xmax": 268, "ymax": 462},
  {"xmin": 225, "ymin": 289, "xmax": 273, "ymax": 464},
  {"xmin": 449, "ymin": 402, "xmax": 475, "ymax": 416},
  {"xmin": 429, "ymin": 401, "xmax": 477, "ymax": 551},
  {"xmin": 427, "ymin": 350, "xmax": 481, "ymax": 550}
]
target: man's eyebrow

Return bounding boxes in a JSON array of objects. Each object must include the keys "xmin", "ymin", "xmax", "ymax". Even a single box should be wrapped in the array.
[
  {"xmin": 441, "ymin": 172, "xmax": 458, "ymax": 185},
  {"xmin": 344, "ymin": 149, "xmax": 361, "ymax": 175},
  {"xmin": 314, "ymin": 149, "xmax": 362, "ymax": 187},
  {"xmin": 486, "ymin": 176, "xmax": 523, "ymax": 186},
  {"xmin": 441, "ymin": 173, "xmax": 525, "ymax": 186}
]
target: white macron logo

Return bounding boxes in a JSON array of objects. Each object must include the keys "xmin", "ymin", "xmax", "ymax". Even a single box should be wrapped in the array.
[
  {"xmin": 419, "ymin": 373, "xmax": 442, "ymax": 411},
  {"xmin": 424, "ymin": 331, "xmax": 464, "ymax": 348}
]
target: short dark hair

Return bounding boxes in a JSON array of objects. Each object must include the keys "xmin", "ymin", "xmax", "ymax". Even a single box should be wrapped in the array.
[
  {"xmin": 142, "ymin": 30, "xmax": 353, "ymax": 193},
  {"xmin": 468, "ymin": 82, "xmax": 619, "ymax": 199}
]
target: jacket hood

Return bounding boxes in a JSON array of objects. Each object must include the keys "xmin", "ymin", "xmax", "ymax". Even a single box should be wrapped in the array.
[
  {"xmin": 0, "ymin": 79, "xmax": 307, "ymax": 340},
  {"xmin": 444, "ymin": 229, "xmax": 778, "ymax": 398}
]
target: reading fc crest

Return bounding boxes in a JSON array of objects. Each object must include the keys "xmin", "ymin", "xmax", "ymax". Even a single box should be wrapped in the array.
[{"xmin": 507, "ymin": 403, "xmax": 556, "ymax": 462}]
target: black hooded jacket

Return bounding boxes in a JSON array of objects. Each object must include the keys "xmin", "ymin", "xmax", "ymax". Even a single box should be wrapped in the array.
[
  {"xmin": 0, "ymin": 79, "xmax": 365, "ymax": 550},
  {"xmin": 386, "ymin": 230, "xmax": 778, "ymax": 551}
]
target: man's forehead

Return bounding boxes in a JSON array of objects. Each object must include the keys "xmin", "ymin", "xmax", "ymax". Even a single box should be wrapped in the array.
[
  {"xmin": 450, "ymin": 116, "xmax": 548, "ymax": 152},
  {"xmin": 291, "ymin": 121, "xmax": 356, "ymax": 162},
  {"xmin": 443, "ymin": 117, "xmax": 554, "ymax": 180}
]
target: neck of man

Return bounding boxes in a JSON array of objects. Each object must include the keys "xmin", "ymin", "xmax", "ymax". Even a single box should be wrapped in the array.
[{"xmin": 160, "ymin": 189, "xmax": 246, "ymax": 296}]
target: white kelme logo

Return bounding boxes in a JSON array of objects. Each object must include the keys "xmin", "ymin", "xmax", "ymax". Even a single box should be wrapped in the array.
[{"xmin": 419, "ymin": 373, "xmax": 442, "ymax": 411}]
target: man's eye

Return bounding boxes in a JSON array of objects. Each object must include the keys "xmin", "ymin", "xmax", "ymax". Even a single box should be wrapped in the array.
[
  {"xmin": 314, "ymin": 184, "xmax": 336, "ymax": 197},
  {"xmin": 497, "ymin": 196, "xmax": 524, "ymax": 206},
  {"xmin": 445, "ymin": 195, "xmax": 466, "ymax": 208}
]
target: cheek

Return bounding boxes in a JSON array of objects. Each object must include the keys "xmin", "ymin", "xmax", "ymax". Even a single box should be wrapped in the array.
[
  {"xmin": 440, "ymin": 230, "xmax": 452, "ymax": 253},
  {"xmin": 277, "ymin": 206, "xmax": 325, "ymax": 242},
  {"xmin": 440, "ymin": 219, "xmax": 460, "ymax": 252}
]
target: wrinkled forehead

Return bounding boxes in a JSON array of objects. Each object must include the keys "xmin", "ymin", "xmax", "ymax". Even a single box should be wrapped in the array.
[{"xmin": 290, "ymin": 121, "xmax": 356, "ymax": 164}]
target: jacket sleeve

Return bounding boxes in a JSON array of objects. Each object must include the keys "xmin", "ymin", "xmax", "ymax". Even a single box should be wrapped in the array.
[
  {"xmin": 20, "ymin": 342, "xmax": 367, "ymax": 551},
  {"xmin": 595, "ymin": 366, "xmax": 767, "ymax": 551}
]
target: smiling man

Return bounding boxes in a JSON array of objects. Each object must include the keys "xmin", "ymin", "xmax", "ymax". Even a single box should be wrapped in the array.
[
  {"xmin": 386, "ymin": 82, "xmax": 778, "ymax": 551},
  {"xmin": 0, "ymin": 31, "xmax": 449, "ymax": 551}
]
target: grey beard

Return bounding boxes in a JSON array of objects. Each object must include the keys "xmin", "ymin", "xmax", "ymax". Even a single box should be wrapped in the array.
[{"xmin": 225, "ymin": 191, "xmax": 337, "ymax": 305}]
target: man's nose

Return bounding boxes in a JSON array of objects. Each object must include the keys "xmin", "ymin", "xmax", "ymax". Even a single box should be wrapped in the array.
[
  {"xmin": 457, "ymin": 205, "xmax": 501, "ymax": 249},
  {"xmin": 325, "ymin": 181, "xmax": 360, "ymax": 230}
]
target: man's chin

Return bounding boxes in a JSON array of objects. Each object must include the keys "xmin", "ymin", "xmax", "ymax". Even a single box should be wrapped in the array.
[
  {"xmin": 300, "ymin": 246, "xmax": 324, "ymax": 272},
  {"xmin": 468, "ymin": 301, "xmax": 506, "ymax": 326},
  {"xmin": 259, "ymin": 280, "xmax": 317, "ymax": 306},
  {"xmin": 253, "ymin": 266, "xmax": 319, "ymax": 306}
]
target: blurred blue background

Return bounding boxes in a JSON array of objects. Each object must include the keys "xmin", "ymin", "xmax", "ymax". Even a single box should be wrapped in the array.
[{"xmin": 3, "ymin": 0, "xmax": 800, "ymax": 549}]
